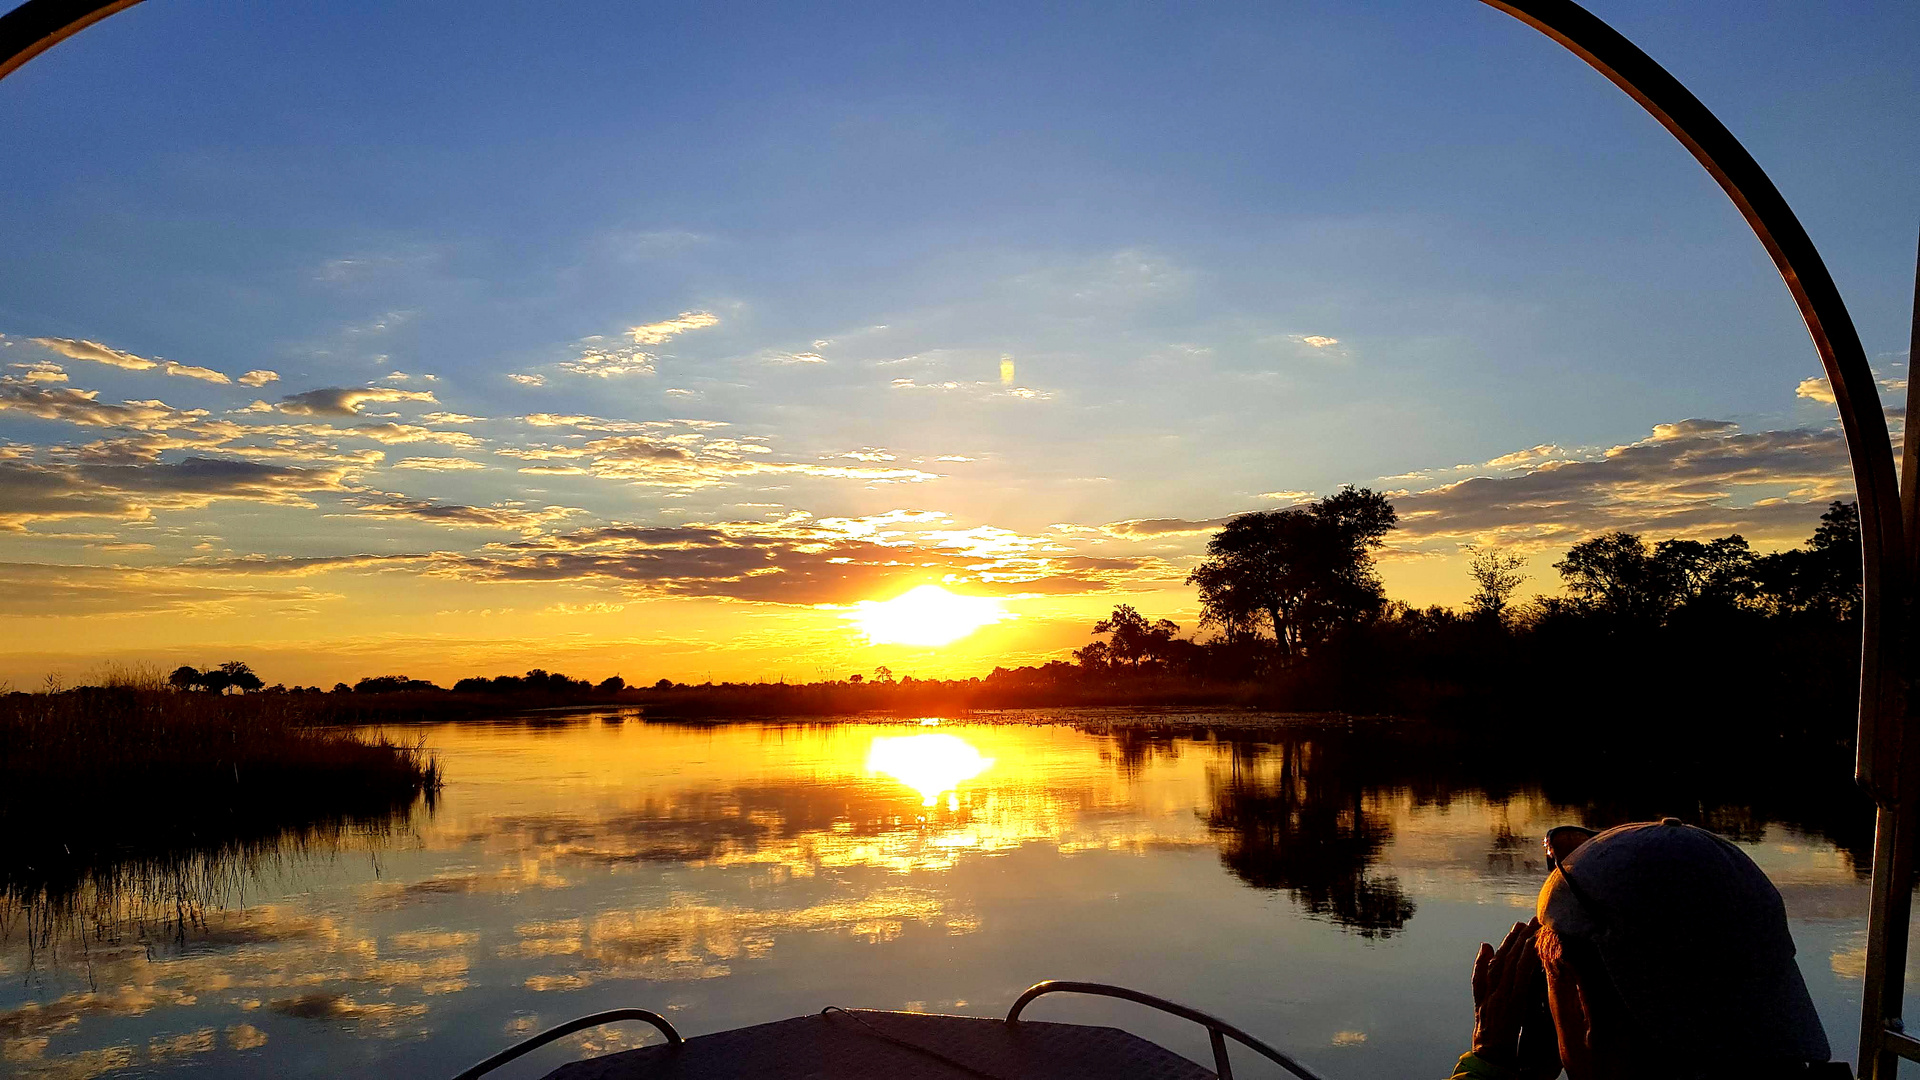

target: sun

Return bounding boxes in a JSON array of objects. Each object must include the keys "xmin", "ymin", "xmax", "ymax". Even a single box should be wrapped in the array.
[{"xmin": 851, "ymin": 585, "xmax": 1006, "ymax": 646}]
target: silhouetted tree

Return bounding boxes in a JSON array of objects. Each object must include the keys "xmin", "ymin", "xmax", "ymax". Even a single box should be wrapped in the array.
[
  {"xmin": 219, "ymin": 661, "xmax": 263, "ymax": 694},
  {"xmin": 1753, "ymin": 501, "xmax": 1861, "ymax": 620},
  {"xmin": 168, "ymin": 665, "xmax": 202, "ymax": 692},
  {"xmin": 1465, "ymin": 547, "xmax": 1528, "ymax": 623},
  {"xmin": 597, "ymin": 675, "xmax": 625, "ymax": 693},
  {"xmin": 1189, "ymin": 488, "xmax": 1396, "ymax": 656},
  {"xmin": 1089, "ymin": 605, "xmax": 1180, "ymax": 666}
]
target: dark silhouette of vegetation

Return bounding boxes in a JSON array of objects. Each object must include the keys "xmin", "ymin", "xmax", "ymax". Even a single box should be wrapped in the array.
[
  {"xmin": 1188, "ymin": 487, "xmax": 1396, "ymax": 655},
  {"xmin": 167, "ymin": 660, "xmax": 264, "ymax": 694},
  {"xmin": 0, "ymin": 667, "xmax": 439, "ymax": 917}
]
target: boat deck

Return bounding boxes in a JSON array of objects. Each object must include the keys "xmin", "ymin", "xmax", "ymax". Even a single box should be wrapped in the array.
[{"xmin": 542, "ymin": 1009, "xmax": 1218, "ymax": 1080}]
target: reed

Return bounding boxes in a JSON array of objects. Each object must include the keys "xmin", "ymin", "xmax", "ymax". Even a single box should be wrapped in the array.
[{"xmin": 0, "ymin": 680, "xmax": 441, "ymax": 907}]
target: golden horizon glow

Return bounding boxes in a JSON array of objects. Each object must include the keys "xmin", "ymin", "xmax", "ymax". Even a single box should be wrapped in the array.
[
  {"xmin": 850, "ymin": 584, "xmax": 1007, "ymax": 647},
  {"xmin": 866, "ymin": 732, "xmax": 995, "ymax": 806}
]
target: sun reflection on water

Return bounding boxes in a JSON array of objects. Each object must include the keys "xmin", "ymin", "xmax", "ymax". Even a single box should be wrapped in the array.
[{"xmin": 865, "ymin": 733, "xmax": 995, "ymax": 807}]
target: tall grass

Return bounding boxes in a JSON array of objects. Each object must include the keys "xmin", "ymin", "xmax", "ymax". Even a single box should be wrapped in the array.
[{"xmin": 0, "ymin": 681, "xmax": 440, "ymax": 914}]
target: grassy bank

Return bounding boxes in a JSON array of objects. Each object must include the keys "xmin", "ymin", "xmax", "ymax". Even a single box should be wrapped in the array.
[{"xmin": 0, "ymin": 678, "xmax": 441, "ymax": 906}]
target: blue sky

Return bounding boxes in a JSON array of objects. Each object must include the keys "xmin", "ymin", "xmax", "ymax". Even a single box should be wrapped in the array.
[{"xmin": 0, "ymin": 0, "xmax": 1912, "ymax": 683}]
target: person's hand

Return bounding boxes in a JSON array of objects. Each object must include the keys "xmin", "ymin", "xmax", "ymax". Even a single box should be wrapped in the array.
[{"xmin": 1470, "ymin": 918, "xmax": 1543, "ymax": 1068}]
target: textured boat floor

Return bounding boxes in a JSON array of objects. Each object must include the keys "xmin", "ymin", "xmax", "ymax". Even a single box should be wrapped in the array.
[{"xmin": 542, "ymin": 1009, "xmax": 1217, "ymax": 1080}]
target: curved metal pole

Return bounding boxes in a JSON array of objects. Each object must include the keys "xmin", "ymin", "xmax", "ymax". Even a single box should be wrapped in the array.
[
  {"xmin": 448, "ymin": 1008, "xmax": 682, "ymax": 1080},
  {"xmin": 1007, "ymin": 981, "xmax": 1329, "ymax": 1080},
  {"xmin": 1474, "ymin": 0, "xmax": 1905, "ymax": 800},
  {"xmin": 0, "ymin": 0, "xmax": 140, "ymax": 81}
]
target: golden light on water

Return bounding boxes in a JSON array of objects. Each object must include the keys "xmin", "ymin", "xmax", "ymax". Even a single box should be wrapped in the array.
[
  {"xmin": 851, "ymin": 584, "xmax": 1005, "ymax": 646},
  {"xmin": 866, "ymin": 733, "xmax": 996, "ymax": 806}
]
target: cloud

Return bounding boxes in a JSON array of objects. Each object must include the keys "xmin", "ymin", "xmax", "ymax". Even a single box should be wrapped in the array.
[
  {"xmin": 767, "ymin": 352, "xmax": 827, "ymax": 365},
  {"xmin": 0, "ymin": 561, "xmax": 338, "ymax": 616},
  {"xmin": 344, "ymin": 423, "xmax": 483, "ymax": 447},
  {"xmin": 347, "ymin": 495, "xmax": 580, "ymax": 533},
  {"xmin": 30, "ymin": 337, "xmax": 158, "ymax": 371},
  {"xmin": 0, "ymin": 378, "xmax": 209, "ymax": 430},
  {"xmin": 158, "ymin": 361, "xmax": 230, "ymax": 384},
  {"xmin": 559, "ymin": 343, "xmax": 655, "ymax": 378},
  {"xmin": 13, "ymin": 361, "xmax": 67, "ymax": 383},
  {"xmin": 424, "ymin": 515, "xmax": 1164, "ymax": 604},
  {"xmin": 1257, "ymin": 490, "xmax": 1313, "ymax": 503},
  {"xmin": 0, "ymin": 456, "xmax": 355, "ymax": 531},
  {"xmin": 1484, "ymin": 444, "xmax": 1566, "ymax": 469},
  {"xmin": 277, "ymin": 386, "xmax": 437, "ymax": 417},
  {"xmin": 841, "ymin": 448, "xmax": 895, "ymax": 463},
  {"xmin": 508, "ymin": 373, "xmax": 548, "ymax": 387},
  {"xmin": 936, "ymin": 455, "xmax": 975, "ymax": 462},
  {"xmin": 238, "ymin": 370, "xmax": 281, "ymax": 387},
  {"xmin": 1296, "ymin": 335, "xmax": 1340, "ymax": 349},
  {"xmin": 1100, "ymin": 516, "xmax": 1237, "ymax": 539},
  {"xmin": 1393, "ymin": 420, "xmax": 1854, "ymax": 545},
  {"xmin": 890, "ymin": 378, "xmax": 1054, "ymax": 401},
  {"xmin": 30, "ymin": 337, "xmax": 231, "ymax": 382},
  {"xmin": 628, "ymin": 311, "xmax": 719, "ymax": 345},
  {"xmin": 393, "ymin": 457, "xmax": 488, "ymax": 471}
]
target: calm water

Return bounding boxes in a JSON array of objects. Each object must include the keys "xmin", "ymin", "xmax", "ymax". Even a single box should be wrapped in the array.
[{"xmin": 0, "ymin": 712, "xmax": 1897, "ymax": 1079}]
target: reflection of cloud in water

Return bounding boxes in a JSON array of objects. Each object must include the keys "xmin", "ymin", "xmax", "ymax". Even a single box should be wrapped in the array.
[
  {"xmin": 269, "ymin": 992, "xmax": 429, "ymax": 1026},
  {"xmin": 517, "ymin": 888, "xmax": 959, "ymax": 991}
]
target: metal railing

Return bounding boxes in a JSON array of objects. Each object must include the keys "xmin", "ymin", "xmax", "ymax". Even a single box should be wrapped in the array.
[
  {"xmin": 1007, "ymin": 980, "xmax": 1328, "ymax": 1080},
  {"xmin": 447, "ymin": 1009, "xmax": 682, "ymax": 1080}
]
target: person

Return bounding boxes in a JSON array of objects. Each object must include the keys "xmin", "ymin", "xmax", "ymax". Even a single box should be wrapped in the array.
[{"xmin": 1448, "ymin": 818, "xmax": 1852, "ymax": 1079}]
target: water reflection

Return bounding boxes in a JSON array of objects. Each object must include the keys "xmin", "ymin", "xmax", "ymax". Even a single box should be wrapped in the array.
[
  {"xmin": 0, "ymin": 714, "xmax": 1890, "ymax": 1080},
  {"xmin": 1206, "ymin": 742, "xmax": 1415, "ymax": 939},
  {"xmin": 866, "ymin": 733, "xmax": 996, "ymax": 807}
]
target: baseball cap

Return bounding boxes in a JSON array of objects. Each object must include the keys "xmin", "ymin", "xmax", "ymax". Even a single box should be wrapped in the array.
[{"xmin": 1536, "ymin": 817, "xmax": 1830, "ymax": 1072}]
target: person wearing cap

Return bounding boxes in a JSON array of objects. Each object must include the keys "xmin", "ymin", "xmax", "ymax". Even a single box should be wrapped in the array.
[{"xmin": 1448, "ymin": 817, "xmax": 1851, "ymax": 1079}]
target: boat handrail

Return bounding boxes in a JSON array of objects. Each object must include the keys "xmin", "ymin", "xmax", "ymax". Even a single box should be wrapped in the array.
[
  {"xmin": 1006, "ymin": 980, "xmax": 1328, "ymax": 1080},
  {"xmin": 448, "ymin": 1008, "xmax": 683, "ymax": 1080}
]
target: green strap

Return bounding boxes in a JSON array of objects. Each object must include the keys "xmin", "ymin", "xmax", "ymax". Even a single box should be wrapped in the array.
[{"xmin": 1448, "ymin": 1052, "xmax": 1520, "ymax": 1080}]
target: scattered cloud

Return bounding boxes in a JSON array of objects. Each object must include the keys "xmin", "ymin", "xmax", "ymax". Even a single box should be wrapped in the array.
[
  {"xmin": 1394, "ymin": 420, "xmax": 1854, "ymax": 545},
  {"xmin": 1100, "ymin": 516, "xmax": 1237, "ymax": 539},
  {"xmin": 1257, "ymin": 490, "xmax": 1313, "ymax": 502},
  {"xmin": 31, "ymin": 337, "xmax": 159, "ymax": 371},
  {"xmin": 1296, "ymin": 335, "xmax": 1340, "ymax": 349},
  {"xmin": 1484, "ymin": 444, "xmax": 1566, "ymax": 469},
  {"xmin": 508, "ymin": 373, "xmax": 547, "ymax": 387},
  {"xmin": 30, "ymin": 337, "xmax": 231, "ymax": 382},
  {"xmin": 628, "ymin": 311, "xmax": 719, "ymax": 345},
  {"xmin": 12, "ymin": 361, "xmax": 66, "ymax": 383},
  {"xmin": 238, "ymin": 370, "xmax": 281, "ymax": 387},
  {"xmin": 277, "ymin": 386, "xmax": 437, "ymax": 417},
  {"xmin": 347, "ymin": 495, "xmax": 580, "ymax": 533},
  {"xmin": 393, "ymin": 457, "xmax": 489, "ymax": 471},
  {"xmin": 767, "ymin": 352, "xmax": 827, "ymax": 365},
  {"xmin": 559, "ymin": 342, "xmax": 655, "ymax": 378}
]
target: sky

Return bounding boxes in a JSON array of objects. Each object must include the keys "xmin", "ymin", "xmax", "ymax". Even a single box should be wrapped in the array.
[{"xmin": 0, "ymin": 0, "xmax": 1913, "ymax": 688}]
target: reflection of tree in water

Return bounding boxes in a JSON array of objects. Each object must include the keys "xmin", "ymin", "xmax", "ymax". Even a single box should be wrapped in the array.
[{"xmin": 1203, "ymin": 741, "xmax": 1415, "ymax": 939}]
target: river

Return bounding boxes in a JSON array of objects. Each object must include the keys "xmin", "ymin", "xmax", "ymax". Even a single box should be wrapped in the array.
[{"xmin": 0, "ymin": 711, "xmax": 1895, "ymax": 1078}]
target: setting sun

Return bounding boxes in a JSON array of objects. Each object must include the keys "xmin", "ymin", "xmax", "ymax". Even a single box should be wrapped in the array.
[{"xmin": 850, "ymin": 585, "xmax": 1007, "ymax": 647}]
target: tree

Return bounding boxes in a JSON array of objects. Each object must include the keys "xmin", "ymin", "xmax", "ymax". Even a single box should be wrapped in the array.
[
  {"xmin": 1188, "ymin": 488, "xmax": 1396, "ymax": 655},
  {"xmin": 219, "ymin": 661, "xmax": 263, "ymax": 694},
  {"xmin": 1089, "ymin": 605, "xmax": 1181, "ymax": 667},
  {"xmin": 597, "ymin": 675, "xmax": 626, "ymax": 693},
  {"xmin": 1754, "ymin": 501, "xmax": 1861, "ymax": 620},
  {"xmin": 848, "ymin": 673, "xmax": 864, "ymax": 684},
  {"xmin": 1554, "ymin": 532, "xmax": 1672, "ymax": 621},
  {"xmin": 168, "ymin": 665, "xmax": 202, "ymax": 691},
  {"xmin": 1465, "ymin": 547, "xmax": 1529, "ymax": 622},
  {"xmin": 873, "ymin": 666, "xmax": 894, "ymax": 684}
]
